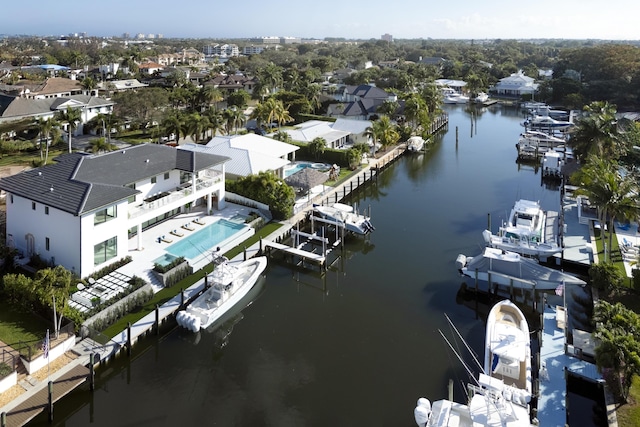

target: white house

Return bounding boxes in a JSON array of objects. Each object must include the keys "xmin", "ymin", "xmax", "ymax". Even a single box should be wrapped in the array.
[
  {"xmin": 181, "ymin": 133, "xmax": 299, "ymax": 179},
  {"xmin": 332, "ymin": 118, "xmax": 373, "ymax": 146},
  {"xmin": 491, "ymin": 71, "xmax": 539, "ymax": 97},
  {"xmin": 0, "ymin": 144, "xmax": 230, "ymax": 278},
  {"xmin": 279, "ymin": 120, "xmax": 350, "ymax": 149}
]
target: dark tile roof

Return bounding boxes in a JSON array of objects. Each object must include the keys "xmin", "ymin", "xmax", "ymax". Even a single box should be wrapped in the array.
[{"xmin": 0, "ymin": 144, "xmax": 229, "ymax": 215}]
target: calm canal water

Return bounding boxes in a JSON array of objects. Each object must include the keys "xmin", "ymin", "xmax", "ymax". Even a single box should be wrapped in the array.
[{"xmin": 32, "ymin": 105, "xmax": 564, "ymax": 426}]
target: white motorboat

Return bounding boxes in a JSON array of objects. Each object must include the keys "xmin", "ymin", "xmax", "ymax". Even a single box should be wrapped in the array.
[
  {"xmin": 407, "ymin": 136, "xmax": 426, "ymax": 152},
  {"xmin": 474, "ymin": 92, "xmax": 490, "ymax": 104},
  {"xmin": 484, "ymin": 300, "xmax": 532, "ymax": 404},
  {"xmin": 442, "ymin": 87, "xmax": 470, "ymax": 104},
  {"xmin": 312, "ymin": 202, "xmax": 375, "ymax": 235},
  {"xmin": 522, "ymin": 115, "xmax": 574, "ymax": 131},
  {"xmin": 455, "ymin": 247, "xmax": 586, "ymax": 290},
  {"xmin": 176, "ymin": 255, "xmax": 268, "ymax": 332},
  {"xmin": 527, "ymin": 105, "xmax": 568, "ymax": 120},
  {"xmin": 482, "ymin": 199, "xmax": 562, "ymax": 259},
  {"xmin": 541, "ymin": 151, "xmax": 564, "ymax": 179},
  {"xmin": 516, "ymin": 130, "xmax": 567, "ymax": 158},
  {"xmin": 414, "ymin": 373, "xmax": 534, "ymax": 427}
]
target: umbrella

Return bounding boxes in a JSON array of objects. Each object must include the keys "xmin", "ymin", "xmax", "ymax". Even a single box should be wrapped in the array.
[{"xmin": 285, "ymin": 168, "xmax": 329, "ymax": 193}]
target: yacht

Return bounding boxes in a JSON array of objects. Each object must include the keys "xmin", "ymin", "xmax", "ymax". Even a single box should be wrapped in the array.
[
  {"xmin": 482, "ymin": 199, "xmax": 562, "ymax": 259},
  {"xmin": 176, "ymin": 254, "xmax": 268, "ymax": 332}
]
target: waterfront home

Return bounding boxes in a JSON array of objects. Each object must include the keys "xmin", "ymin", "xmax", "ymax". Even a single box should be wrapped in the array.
[
  {"xmin": 181, "ymin": 133, "xmax": 299, "ymax": 179},
  {"xmin": 491, "ymin": 71, "xmax": 539, "ymax": 98},
  {"xmin": 0, "ymin": 144, "xmax": 229, "ymax": 278},
  {"xmin": 278, "ymin": 120, "xmax": 350, "ymax": 149}
]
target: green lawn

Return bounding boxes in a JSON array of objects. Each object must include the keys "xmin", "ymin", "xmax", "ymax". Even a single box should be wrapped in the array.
[{"xmin": 0, "ymin": 300, "xmax": 49, "ymax": 351}]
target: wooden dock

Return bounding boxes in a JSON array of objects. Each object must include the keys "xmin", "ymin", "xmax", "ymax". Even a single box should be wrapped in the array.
[{"xmin": 3, "ymin": 364, "xmax": 89, "ymax": 427}]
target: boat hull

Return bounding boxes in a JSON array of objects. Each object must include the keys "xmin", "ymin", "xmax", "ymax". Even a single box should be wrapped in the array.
[
  {"xmin": 176, "ymin": 257, "xmax": 268, "ymax": 332},
  {"xmin": 484, "ymin": 300, "xmax": 532, "ymax": 402}
]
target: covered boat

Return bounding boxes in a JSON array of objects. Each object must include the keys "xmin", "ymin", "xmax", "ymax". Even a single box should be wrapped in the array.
[
  {"xmin": 456, "ymin": 247, "xmax": 586, "ymax": 290},
  {"xmin": 312, "ymin": 203, "xmax": 375, "ymax": 235}
]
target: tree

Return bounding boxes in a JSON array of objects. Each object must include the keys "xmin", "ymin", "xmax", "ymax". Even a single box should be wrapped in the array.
[
  {"xmin": 571, "ymin": 155, "xmax": 639, "ymax": 261},
  {"xmin": 55, "ymin": 106, "xmax": 82, "ymax": 153},
  {"xmin": 593, "ymin": 300, "xmax": 640, "ymax": 402},
  {"xmin": 226, "ymin": 171, "xmax": 295, "ymax": 220},
  {"xmin": 309, "ymin": 137, "xmax": 326, "ymax": 160},
  {"xmin": 569, "ymin": 101, "xmax": 621, "ymax": 162},
  {"xmin": 227, "ymin": 90, "xmax": 250, "ymax": 109},
  {"xmin": 35, "ymin": 117, "xmax": 60, "ymax": 164},
  {"xmin": 90, "ymin": 137, "xmax": 115, "ymax": 153}
]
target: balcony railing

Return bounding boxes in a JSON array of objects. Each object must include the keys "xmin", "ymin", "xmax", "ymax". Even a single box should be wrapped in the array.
[{"xmin": 128, "ymin": 171, "xmax": 222, "ymax": 220}]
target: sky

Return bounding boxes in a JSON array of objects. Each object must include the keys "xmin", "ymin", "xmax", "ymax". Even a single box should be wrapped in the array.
[{"xmin": 3, "ymin": 0, "xmax": 638, "ymax": 41}]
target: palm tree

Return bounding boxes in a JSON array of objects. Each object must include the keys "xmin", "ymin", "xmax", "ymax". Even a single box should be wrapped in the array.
[
  {"xmin": 371, "ymin": 116, "xmax": 400, "ymax": 150},
  {"xmin": 90, "ymin": 137, "xmax": 115, "ymax": 153},
  {"xmin": 309, "ymin": 137, "xmax": 326, "ymax": 160},
  {"xmin": 81, "ymin": 77, "xmax": 97, "ymax": 96},
  {"xmin": 55, "ymin": 106, "xmax": 82, "ymax": 153},
  {"xmin": 571, "ymin": 155, "xmax": 639, "ymax": 261},
  {"xmin": 161, "ymin": 111, "xmax": 185, "ymax": 143},
  {"xmin": 35, "ymin": 117, "xmax": 60, "ymax": 164},
  {"xmin": 569, "ymin": 101, "xmax": 621, "ymax": 162},
  {"xmin": 204, "ymin": 108, "xmax": 225, "ymax": 138}
]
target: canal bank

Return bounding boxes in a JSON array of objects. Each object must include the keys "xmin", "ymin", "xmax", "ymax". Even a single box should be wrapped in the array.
[{"xmin": 13, "ymin": 103, "xmax": 606, "ymax": 427}]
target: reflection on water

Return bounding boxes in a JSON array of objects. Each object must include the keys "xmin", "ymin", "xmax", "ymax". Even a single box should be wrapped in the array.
[{"xmin": 29, "ymin": 103, "xmax": 601, "ymax": 427}]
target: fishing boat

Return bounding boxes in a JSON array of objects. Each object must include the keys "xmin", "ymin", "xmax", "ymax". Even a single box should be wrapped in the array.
[
  {"xmin": 455, "ymin": 247, "xmax": 586, "ymax": 291},
  {"xmin": 484, "ymin": 300, "xmax": 532, "ymax": 403},
  {"xmin": 414, "ymin": 373, "xmax": 534, "ymax": 427},
  {"xmin": 414, "ymin": 311, "xmax": 534, "ymax": 427},
  {"xmin": 312, "ymin": 203, "xmax": 375, "ymax": 235},
  {"xmin": 176, "ymin": 254, "xmax": 268, "ymax": 332},
  {"xmin": 482, "ymin": 199, "xmax": 562, "ymax": 259}
]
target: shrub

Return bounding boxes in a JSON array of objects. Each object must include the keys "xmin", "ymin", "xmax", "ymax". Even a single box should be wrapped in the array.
[
  {"xmin": 153, "ymin": 256, "xmax": 186, "ymax": 274},
  {"xmin": 0, "ymin": 362, "xmax": 12, "ymax": 378},
  {"xmin": 86, "ymin": 256, "xmax": 132, "ymax": 281}
]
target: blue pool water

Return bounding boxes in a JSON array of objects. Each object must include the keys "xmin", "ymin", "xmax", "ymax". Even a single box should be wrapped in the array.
[
  {"xmin": 166, "ymin": 219, "xmax": 247, "ymax": 259},
  {"xmin": 153, "ymin": 253, "xmax": 179, "ymax": 267},
  {"xmin": 284, "ymin": 162, "xmax": 330, "ymax": 177}
]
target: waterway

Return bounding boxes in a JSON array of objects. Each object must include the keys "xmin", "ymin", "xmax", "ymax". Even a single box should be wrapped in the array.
[{"xmin": 32, "ymin": 104, "xmax": 571, "ymax": 426}]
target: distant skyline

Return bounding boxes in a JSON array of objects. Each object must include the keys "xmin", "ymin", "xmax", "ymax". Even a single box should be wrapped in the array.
[{"xmin": 4, "ymin": 0, "xmax": 639, "ymax": 41}]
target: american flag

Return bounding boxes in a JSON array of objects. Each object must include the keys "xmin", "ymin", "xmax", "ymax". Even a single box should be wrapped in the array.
[
  {"xmin": 555, "ymin": 283, "xmax": 564, "ymax": 297},
  {"xmin": 42, "ymin": 329, "xmax": 49, "ymax": 358}
]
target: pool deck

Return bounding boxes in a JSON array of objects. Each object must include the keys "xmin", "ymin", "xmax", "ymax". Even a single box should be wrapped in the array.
[{"xmin": 119, "ymin": 203, "xmax": 254, "ymax": 291}]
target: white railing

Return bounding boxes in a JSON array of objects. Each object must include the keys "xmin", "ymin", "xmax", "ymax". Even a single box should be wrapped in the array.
[{"xmin": 128, "ymin": 172, "xmax": 222, "ymax": 219}]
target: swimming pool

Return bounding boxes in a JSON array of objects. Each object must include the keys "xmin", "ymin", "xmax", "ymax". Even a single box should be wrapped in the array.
[
  {"xmin": 166, "ymin": 219, "xmax": 248, "ymax": 260},
  {"xmin": 284, "ymin": 162, "xmax": 330, "ymax": 177}
]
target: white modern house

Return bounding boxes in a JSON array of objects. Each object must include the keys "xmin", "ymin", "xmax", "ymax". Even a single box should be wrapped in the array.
[
  {"xmin": 181, "ymin": 133, "xmax": 299, "ymax": 179},
  {"xmin": 0, "ymin": 144, "xmax": 230, "ymax": 278}
]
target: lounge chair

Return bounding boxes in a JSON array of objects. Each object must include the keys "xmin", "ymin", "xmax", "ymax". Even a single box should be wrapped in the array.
[
  {"xmin": 182, "ymin": 223, "xmax": 195, "ymax": 231},
  {"xmin": 170, "ymin": 229, "xmax": 184, "ymax": 237},
  {"xmin": 193, "ymin": 218, "xmax": 205, "ymax": 225},
  {"xmin": 160, "ymin": 235, "xmax": 173, "ymax": 243}
]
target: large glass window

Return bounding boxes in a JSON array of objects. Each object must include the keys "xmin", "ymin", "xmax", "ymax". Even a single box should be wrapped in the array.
[
  {"xmin": 94, "ymin": 205, "xmax": 116, "ymax": 225},
  {"xmin": 94, "ymin": 237, "xmax": 117, "ymax": 266}
]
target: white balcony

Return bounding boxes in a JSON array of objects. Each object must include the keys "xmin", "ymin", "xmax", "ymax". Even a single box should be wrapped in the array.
[{"xmin": 128, "ymin": 172, "xmax": 222, "ymax": 220}]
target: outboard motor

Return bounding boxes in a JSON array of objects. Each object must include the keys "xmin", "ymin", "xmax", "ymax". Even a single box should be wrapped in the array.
[
  {"xmin": 414, "ymin": 398, "xmax": 431, "ymax": 426},
  {"xmin": 455, "ymin": 254, "xmax": 468, "ymax": 271}
]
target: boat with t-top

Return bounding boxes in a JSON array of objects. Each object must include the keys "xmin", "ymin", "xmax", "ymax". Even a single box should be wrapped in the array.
[
  {"xmin": 176, "ymin": 252, "xmax": 268, "ymax": 332},
  {"xmin": 482, "ymin": 199, "xmax": 562, "ymax": 259},
  {"xmin": 485, "ymin": 300, "xmax": 532, "ymax": 405}
]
